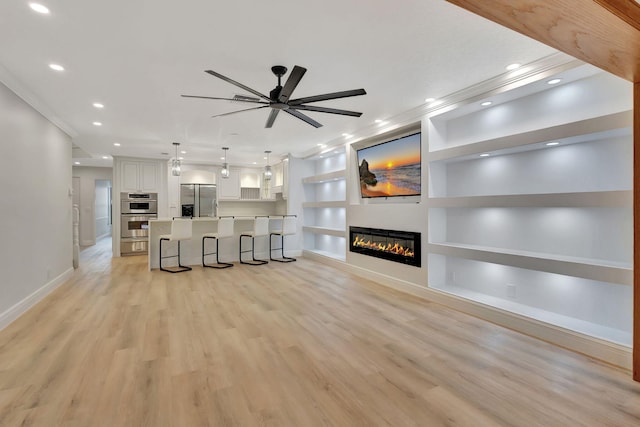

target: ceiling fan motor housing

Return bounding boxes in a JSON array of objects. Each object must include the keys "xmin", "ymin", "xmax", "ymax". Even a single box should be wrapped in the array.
[{"xmin": 271, "ymin": 65, "xmax": 288, "ymax": 77}]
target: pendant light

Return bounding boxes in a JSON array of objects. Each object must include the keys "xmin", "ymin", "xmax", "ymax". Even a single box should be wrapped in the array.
[
  {"xmin": 171, "ymin": 142, "xmax": 181, "ymax": 176},
  {"xmin": 221, "ymin": 147, "xmax": 230, "ymax": 179},
  {"xmin": 264, "ymin": 150, "xmax": 272, "ymax": 181}
]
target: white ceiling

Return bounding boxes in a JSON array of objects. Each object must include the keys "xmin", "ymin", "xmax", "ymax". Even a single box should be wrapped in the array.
[{"xmin": 0, "ymin": 0, "xmax": 558, "ymax": 168}]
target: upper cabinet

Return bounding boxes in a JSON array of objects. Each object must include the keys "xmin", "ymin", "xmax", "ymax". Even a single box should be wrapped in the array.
[
  {"xmin": 218, "ymin": 166, "xmax": 285, "ymax": 201},
  {"xmin": 270, "ymin": 160, "xmax": 289, "ymax": 199},
  {"xmin": 217, "ymin": 167, "xmax": 241, "ymax": 200},
  {"xmin": 121, "ymin": 160, "xmax": 161, "ymax": 193}
]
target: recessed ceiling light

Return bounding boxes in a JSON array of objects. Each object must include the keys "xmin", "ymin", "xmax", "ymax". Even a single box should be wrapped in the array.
[
  {"xmin": 480, "ymin": 153, "xmax": 490, "ymax": 157},
  {"xmin": 92, "ymin": 121, "xmax": 102, "ymax": 126},
  {"xmin": 425, "ymin": 97, "xmax": 435, "ymax": 103},
  {"xmin": 180, "ymin": 150, "xmax": 187, "ymax": 154},
  {"xmin": 73, "ymin": 161, "xmax": 80, "ymax": 165},
  {"xmin": 113, "ymin": 142, "xmax": 121, "ymax": 146},
  {"xmin": 506, "ymin": 63, "xmax": 521, "ymax": 71},
  {"xmin": 93, "ymin": 102, "xmax": 104, "ymax": 109},
  {"xmin": 178, "ymin": 156, "xmax": 184, "ymax": 160},
  {"xmin": 220, "ymin": 156, "xmax": 225, "ymax": 160},
  {"xmin": 29, "ymin": 3, "xmax": 49, "ymax": 14},
  {"xmin": 49, "ymin": 63, "xmax": 64, "ymax": 71},
  {"xmin": 102, "ymin": 156, "xmax": 109, "ymax": 159},
  {"xmin": 546, "ymin": 142, "xmax": 560, "ymax": 146},
  {"xmin": 252, "ymin": 162, "xmax": 257, "ymax": 165},
  {"xmin": 481, "ymin": 101, "xmax": 492, "ymax": 106},
  {"xmin": 547, "ymin": 78, "xmax": 562, "ymax": 85}
]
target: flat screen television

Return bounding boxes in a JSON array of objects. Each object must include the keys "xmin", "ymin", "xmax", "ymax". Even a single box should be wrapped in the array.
[{"xmin": 356, "ymin": 132, "xmax": 421, "ymax": 198}]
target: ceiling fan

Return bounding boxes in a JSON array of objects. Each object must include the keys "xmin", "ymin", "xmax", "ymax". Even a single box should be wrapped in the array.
[{"xmin": 181, "ymin": 65, "xmax": 366, "ymax": 128}]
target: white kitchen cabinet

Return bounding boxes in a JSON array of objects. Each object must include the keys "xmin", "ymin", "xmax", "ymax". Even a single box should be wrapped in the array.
[
  {"xmin": 270, "ymin": 159, "xmax": 289, "ymax": 199},
  {"xmin": 121, "ymin": 160, "xmax": 160, "ymax": 193},
  {"xmin": 217, "ymin": 167, "xmax": 241, "ymax": 200}
]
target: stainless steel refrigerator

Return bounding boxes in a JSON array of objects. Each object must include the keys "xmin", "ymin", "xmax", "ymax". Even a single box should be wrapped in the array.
[{"xmin": 180, "ymin": 184, "xmax": 217, "ymax": 217}]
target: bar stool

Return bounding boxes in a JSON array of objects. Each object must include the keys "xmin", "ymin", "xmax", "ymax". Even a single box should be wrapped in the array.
[
  {"xmin": 239, "ymin": 216, "xmax": 269, "ymax": 265},
  {"xmin": 202, "ymin": 216, "xmax": 234, "ymax": 269},
  {"xmin": 270, "ymin": 215, "xmax": 297, "ymax": 262},
  {"xmin": 159, "ymin": 218, "xmax": 193, "ymax": 273}
]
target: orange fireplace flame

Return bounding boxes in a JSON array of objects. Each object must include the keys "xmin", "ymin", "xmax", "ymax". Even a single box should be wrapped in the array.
[{"xmin": 353, "ymin": 235, "xmax": 414, "ymax": 258}]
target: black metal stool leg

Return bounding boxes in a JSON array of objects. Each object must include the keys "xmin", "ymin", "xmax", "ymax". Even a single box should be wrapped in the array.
[
  {"xmin": 160, "ymin": 238, "xmax": 192, "ymax": 273},
  {"xmin": 269, "ymin": 233, "xmax": 296, "ymax": 262},
  {"xmin": 239, "ymin": 234, "xmax": 268, "ymax": 265},
  {"xmin": 203, "ymin": 236, "xmax": 233, "ymax": 268}
]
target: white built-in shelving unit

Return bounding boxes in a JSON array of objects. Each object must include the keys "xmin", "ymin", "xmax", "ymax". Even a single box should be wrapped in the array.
[
  {"xmin": 426, "ymin": 69, "xmax": 633, "ymax": 347},
  {"xmin": 302, "ymin": 149, "xmax": 347, "ymax": 261}
]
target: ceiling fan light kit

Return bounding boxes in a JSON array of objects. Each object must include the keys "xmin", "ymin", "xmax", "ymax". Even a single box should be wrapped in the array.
[{"xmin": 182, "ymin": 65, "xmax": 367, "ymax": 128}]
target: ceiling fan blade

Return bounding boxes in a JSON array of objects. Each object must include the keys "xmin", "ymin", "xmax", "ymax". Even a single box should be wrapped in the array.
[
  {"xmin": 181, "ymin": 95, "xmax": 268, "ymax": 104},
  {"xmin": 265, "ymin": 109, "xmax": 280, "ymax": 128},
  {"xmin": 233, "ymin": 94, "xmax": 262, "ymax": 102},
  {"xmin": 288, "ymin": 88, "xmax": 367, "ymax": 105},
  {"xmin": 212, "ymin": 105, "xmax": 269, "ymax": 118},
  {"xmin": 284, "ymin": 109, "xmax": 322, "ymax": 128},
  {"xmin": 290, "ymin": 104, "xmax": 362, "ymax": 117},
  {"xmin": 205, "ymin": 70, "xmax": 271, "ymax": 101},
  {"xmin": 278, "ymin": 65, "xmax": 307, "ymax": 103}
]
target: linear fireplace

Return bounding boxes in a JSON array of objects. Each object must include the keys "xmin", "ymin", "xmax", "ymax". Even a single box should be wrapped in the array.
[{"xmin": 349, "ymin": 226, "xmax": 421, "ymax": 267}]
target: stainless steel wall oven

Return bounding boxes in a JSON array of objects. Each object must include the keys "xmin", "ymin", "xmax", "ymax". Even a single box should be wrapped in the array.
[{"xmin": 120, "ymin": 192, "xmax": 157, "ymax": 256}]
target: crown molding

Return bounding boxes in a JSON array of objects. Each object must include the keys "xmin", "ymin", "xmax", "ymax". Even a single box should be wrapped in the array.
[
  {"xmin": 300, "ymin": 52, "xmax": 584, "ymax": 159},
  {"xmin": 0, "ymin": 64, "xmax": 77, "ymax": 138}
]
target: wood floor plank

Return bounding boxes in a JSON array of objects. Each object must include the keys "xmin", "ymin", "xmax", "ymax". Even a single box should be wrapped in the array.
[{"xmin": 1, "ymin": 237, "xmax": 639, "ymax": 426}]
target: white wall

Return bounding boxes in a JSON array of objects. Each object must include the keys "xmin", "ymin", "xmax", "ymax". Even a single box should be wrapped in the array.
[
  {"xmin": 0, "ymin": 81, "xmax": 73, "ymax": 327},
  {"xmin": 72, "ymin": 166, "xmax": 113, "ymax": 245}
]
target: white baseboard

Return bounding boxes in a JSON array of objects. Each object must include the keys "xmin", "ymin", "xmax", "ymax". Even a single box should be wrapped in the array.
[
  {"xmin": 81, "ymin": 239, "xmax": 95, "ymax": 246},
  {"xmin": 303, "ymin": 251, "xmax": 632, "ymax": 370},
  {"xmin": 0, "ymin": 267, "xmax": 74, "ymax": 331}
]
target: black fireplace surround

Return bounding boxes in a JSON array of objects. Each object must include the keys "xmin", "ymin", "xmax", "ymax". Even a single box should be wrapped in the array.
[{"xmin": 349, "ymin": 226, "xmax": 421, "ymax": 267}]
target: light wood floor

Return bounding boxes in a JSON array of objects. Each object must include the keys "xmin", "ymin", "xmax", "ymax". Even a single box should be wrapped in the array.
[{"xmin": 1, "ymin": 238, "xmax": 639, "ymax": 426}]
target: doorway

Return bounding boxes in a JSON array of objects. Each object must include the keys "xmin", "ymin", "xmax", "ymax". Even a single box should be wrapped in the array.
[{"xmin": 95, "ymin": 179, "xmax": 112, "ymax": 240}]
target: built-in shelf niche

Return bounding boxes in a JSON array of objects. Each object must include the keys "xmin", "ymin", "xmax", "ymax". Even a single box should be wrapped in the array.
[
  {"xmin": 429, "ymin": 114, "xmax": 632, "ymax": 198},
  {"xmin": 428, "ymin": 254, "xmax": 632, "ymax": 346},
  {"xmin": 302, "ymin": 148, "xmax": 347, "ymax": 261},
  {"xmin": 425, "ymin": 68, "xmax": 633, "ymax": 351},
  {"xmin": 428, "ymin": 206, "xmax": 632, "ymax": 269}
]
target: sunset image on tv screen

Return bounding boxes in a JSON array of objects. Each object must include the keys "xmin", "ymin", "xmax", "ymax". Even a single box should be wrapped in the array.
[{"xmin": 357, "ymin": 132, "xmax": 421, "ymax": 198}]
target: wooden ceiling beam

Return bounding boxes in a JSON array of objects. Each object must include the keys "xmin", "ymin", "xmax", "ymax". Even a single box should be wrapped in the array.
[{"xmin": 446, "ymin": 0, "xmax": 640, "ymax": 82}]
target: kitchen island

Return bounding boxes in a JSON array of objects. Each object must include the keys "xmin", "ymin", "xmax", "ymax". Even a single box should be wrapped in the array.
[{"xmin": 148, "ymin": 216, "xmax": 291, "ymax": 270}]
